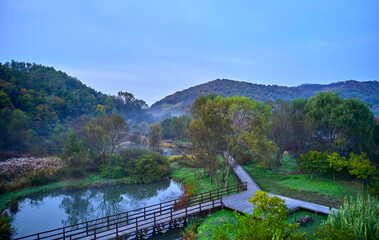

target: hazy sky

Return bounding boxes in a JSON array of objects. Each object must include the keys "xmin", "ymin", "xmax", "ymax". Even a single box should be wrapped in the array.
[{"xmin": 1, "ymin": 0, "xmax": 378, "ymax": 105}]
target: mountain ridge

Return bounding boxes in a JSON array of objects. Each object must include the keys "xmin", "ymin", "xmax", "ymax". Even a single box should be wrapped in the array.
[{"xmin": 150, "ymin": 79, "xmax": 379, "ymax": 116}]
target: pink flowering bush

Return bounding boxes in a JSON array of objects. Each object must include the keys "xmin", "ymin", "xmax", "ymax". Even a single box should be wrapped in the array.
[
  {"xmin": 0, "ymin": 157, "xmax": 63, "ymax": 178},
  {"xmin": 0, "ymin": 157, "xmax": 64, "ymax": 192}
]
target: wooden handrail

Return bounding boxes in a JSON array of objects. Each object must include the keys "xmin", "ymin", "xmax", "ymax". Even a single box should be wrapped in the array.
[{"xmin": 14, "ymin": 182, "xmax": 247, "ymax": 240}]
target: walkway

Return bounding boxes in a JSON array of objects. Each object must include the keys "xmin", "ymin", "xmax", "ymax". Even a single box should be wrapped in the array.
[
  {"xmin": 15, "ymin": 161, "xmax": 334, "ymax": 240},
  {"xmin": 14, "ymin": 183, "xmax": 246, "ymax": 240},
  {"xmin": 222, "ymin": 163, "xmax": 333, "ymax": 215}
]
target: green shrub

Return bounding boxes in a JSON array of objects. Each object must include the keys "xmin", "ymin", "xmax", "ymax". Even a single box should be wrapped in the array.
[
  {"xmin": 0, "ymin": 214, "xmax": 13, "ymax": 240},
  {"xmin": 319, "ymin": 195, "xmax": 379, "ymax": 240},
  {"xmin": 212, "ymin": 191, "xmax": 306, "ymax": 240},
  {"xmin": 29, "ymin": 171, "xmax": 51, "ymax": 186},
  {"xmin": 181, "ymin": 217, "xmax": 204, "ymax": 240},
  {"xmin": 119, "ymin": 148, "xmax": 149, "ymax": 160},
  {"xmin": 100, "ymin": 155, "xmax": 125, "ymax": 178},
  {"xmin": 10, "ymin": 199, "xmax": 18, "ymax": 212},
  {"xmin": 312, "ymin": 224, "xmax": 354, "ymax": 240},
  {"xmin": 129, "ymin": 152, "xmax": 170, "ymax": 183},
  {"xmin": 66, "ymin": 168, "xmax": 85, "ymax": 178}
]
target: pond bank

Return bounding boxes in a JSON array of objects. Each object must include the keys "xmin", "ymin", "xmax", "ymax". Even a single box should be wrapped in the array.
[
  {"xmin": 0, "ymin": 174, "xmax": 125, "ymax": 212},
  {"xmin": 8, "ymin": 179, "xmax": 183, "ymax": 239}
]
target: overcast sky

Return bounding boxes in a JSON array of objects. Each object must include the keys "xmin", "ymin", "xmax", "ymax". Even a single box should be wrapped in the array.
[{"xmin": 1, "ymin": 0, "xmax": 378, "ymax": 105}]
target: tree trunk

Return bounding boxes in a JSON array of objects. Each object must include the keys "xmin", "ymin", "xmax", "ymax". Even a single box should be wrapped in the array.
[
  {"xmin": 196, "ymin": 168, "xmax": 202, "ymax": 179},
  {"xmin": 213, "ymin": 172, "xmax": 220, "ymax": 188},
  {"xmin": 224, "ymin": 165, "xmax": 231, "ymax": 188}
]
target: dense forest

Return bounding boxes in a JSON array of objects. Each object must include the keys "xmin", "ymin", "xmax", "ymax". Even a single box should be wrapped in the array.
[
  {"xmin": 0, "ymin": 61, "xmax": 152, "ymax": 156},
  {"xmin": 150, "ymin": 79, "xmax": 379, "ymax": 116}
]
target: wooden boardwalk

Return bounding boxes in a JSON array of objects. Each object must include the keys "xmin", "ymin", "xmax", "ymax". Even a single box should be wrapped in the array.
[
  {"xmin": 14, "ymin": 183, "xmax": 246, "ymax": 240},
  {"xmin": 15, "ymin": 158, "xmax": 335, "ymax": 239}
]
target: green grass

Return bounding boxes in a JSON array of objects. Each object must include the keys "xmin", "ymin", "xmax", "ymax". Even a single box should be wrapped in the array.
[
  {"xmin": 196, "ymin": 210, "xmax": 238, "ymax": 240},
  {"xmin": 242, "ymin": 165, "xmax": 363, "ymax": 208},
  {"xmin": 170, "ymin": 162, "xmax": 240, "ymax": 194},
  {"xmin": 0, "ymin": 174, "xmax": 123, "ymax": 211},
  {"xmin": 286, "ymin": 210, "xmax": 327, "ymax": 237},
  {"xmin": 278, "ymin": 154, "xmax": 298, "ymax": 173},
  {"xmin": 195, "ymin": 209, "xmax": 325, "ymax": 239}
]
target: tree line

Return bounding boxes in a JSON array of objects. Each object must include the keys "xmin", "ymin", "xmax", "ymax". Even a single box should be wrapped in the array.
[
  {"xmin": 159, "ymin": 92, "xmax": 378, "ymax": 188},
  {"xmin": 0, "ymin": 61, "xmax": 153, "ymax": 156}
]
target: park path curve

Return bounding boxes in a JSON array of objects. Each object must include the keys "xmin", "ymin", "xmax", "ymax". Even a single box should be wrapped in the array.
[{"xmin": 223, "ymin": 163, "xmax": 333, "ymax": 215}]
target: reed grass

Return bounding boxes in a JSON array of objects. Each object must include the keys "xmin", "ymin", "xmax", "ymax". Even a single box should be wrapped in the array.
[{"xmin": 323, "ymin": 195, "xmax": 379, "ymax": 240}]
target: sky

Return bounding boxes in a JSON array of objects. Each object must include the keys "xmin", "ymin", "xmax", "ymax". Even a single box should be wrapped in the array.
[{"xmin": 0, "ymin": 0, "xmax": 378, "ymax": 105}]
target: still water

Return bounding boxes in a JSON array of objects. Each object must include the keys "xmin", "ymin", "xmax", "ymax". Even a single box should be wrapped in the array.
[{"xmin": 11, "ymin": 180, "xmax": 183, "ymax": 239}]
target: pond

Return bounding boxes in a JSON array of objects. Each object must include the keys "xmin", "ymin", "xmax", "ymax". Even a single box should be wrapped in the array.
[
  {"xmin": 10, "ymin": 146, "xmax": 185, "ymax": 239},
  {"xmin": 10, "ymin": 180, "xmax": 184, "ymax": 239}
]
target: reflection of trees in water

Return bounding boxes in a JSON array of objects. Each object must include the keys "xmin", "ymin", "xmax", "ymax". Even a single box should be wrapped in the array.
[
  {"xmin": 53, "ymin": 180, "xmax": 174, "ymax": 226},
  {"xmin": 158, "ymin": 191, "xmax": 182, "ymax": 203},
  {"xmin": 59, "ymin": 190, "xmax": 93, "ymax": 226},
  {"xmin": 27, "ymin": 190, "xmax": 65, "ymax": 209},
  {"xmin": 90, "ymin": 186, "xmax": 125, "ymax": 219},
  {"xmin": 124, "ymin": 180, "xmax": 171, "ymax": 210}
]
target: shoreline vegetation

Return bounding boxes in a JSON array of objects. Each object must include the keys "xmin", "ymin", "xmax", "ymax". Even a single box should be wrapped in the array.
[
  {"xmin": 0, "ymin": 148, "xmax": 376, "ymax": 239},
  {"xmin": 0, "ymin": 174, "xmax": 124, "ymax": 213}
]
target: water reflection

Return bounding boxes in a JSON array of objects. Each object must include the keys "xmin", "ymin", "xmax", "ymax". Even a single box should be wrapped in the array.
[{"xmin": 11, "ymin": 180, "xmax": 182, "ymax": 238}]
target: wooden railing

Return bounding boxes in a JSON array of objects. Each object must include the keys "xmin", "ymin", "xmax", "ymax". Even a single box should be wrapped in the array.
[{"xmin": 15, "ymin": 182, "xmax": 247, "ymax": 240}]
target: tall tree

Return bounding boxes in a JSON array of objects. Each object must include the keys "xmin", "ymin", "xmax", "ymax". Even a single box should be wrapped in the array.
[
  {"xmin": 148, "ymin": 123, "xmax": 163, "ymax": 150},
  {"xmin": 80, "ymin": 114, "xmax": 128, "ymax": 162},
  {"xmin": 305, "ymin": 92, "xmax": 347, "ymax": 152},
  {"xmin": 342, "ymin": 98, "xmax": 374, "ymax": 155},
  {"xmin": 268, "ymin": 99, "xmax": 291, "ymax": 171},
  {"xmin": 190, "ymin": 95, "xmax": 272, "ymax": 187},
  {"xmin": 103, "ymin": 115, "xmax": 129, "ymax": 155},
  {"xmin": 288, "ymin": 98, "xmax": 310, "ymax": 156}
]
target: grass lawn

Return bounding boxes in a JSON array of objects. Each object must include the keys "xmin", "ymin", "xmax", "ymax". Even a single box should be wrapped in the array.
[
  {"xmin": 196, "ymin": 210, "xmax": 238, "ymax": 240},
  {"xmin": 0, "ymin": 174, "xmax": 123, "ymax": 211},
  {"xmin": 286, "ymin": 210, "xmax": 327, "ymax": 237},
  {"xmin": 170, "ymin": 162, "xmax": 240, "ymax": 194},
  {"xmin": 195, "ymin": 209, "xmax": 326, "ymax": 239},
  {"xmin": 277, "ymin": 154, "xmax": 298, "ymax": 173},
  {"xmin": 242, "ymin": 164, "xmax": 363, "ymax": 208}
]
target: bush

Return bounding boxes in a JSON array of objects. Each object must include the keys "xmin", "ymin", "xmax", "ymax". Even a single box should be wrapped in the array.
[
  {"xmin": 312, "ymin": 224, "xmax": 354, "ymax": 240},
  {"xmin": 10, "ymin": 199, "xmax": 18, "ymax": 213},
  {"xmin": 319, "ymin": 195, "xmax": 379, "ymax": 240},
  {"xmin": 100, "ymin": 155, "xmax": 125, "ymax": 178},
  {"xmin": 66, "ymin": 168, "xmax": 85, "ymax": 178},
  {"xmin": 119, "ymin": 148, "xmax": 149, "ymax": 160},
  {"xmin": 29, "ymin": 170, "xmax": 54, "ymax": 186},
  {"xmin": 0, "ymin": 214, "xmax": 13, "ymax": 240},
  {"xmin": 212, "ymin": 191, "xmax": 306, "ymax": 240},
  {"xmin": 129, "ymin": 152, "xmax": 170, "ymax": 183},
  {"xmin": 182, "ymin": 217, "xmax": 204, "ymax": 240}
]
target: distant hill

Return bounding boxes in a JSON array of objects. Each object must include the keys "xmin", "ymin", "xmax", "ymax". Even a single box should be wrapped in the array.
[
  {"xmin": 150, "ymin": 79, "xmax": 379, "ymax": 116},
  {"xmin": 0, "ymin": 61, "xmax": 148, "ymax": 153}
]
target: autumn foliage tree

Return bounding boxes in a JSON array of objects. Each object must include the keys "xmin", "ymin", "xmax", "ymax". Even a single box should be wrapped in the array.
[{"xmin": 189, "ymin": 95, "xmax": 272, "ymax": 187}]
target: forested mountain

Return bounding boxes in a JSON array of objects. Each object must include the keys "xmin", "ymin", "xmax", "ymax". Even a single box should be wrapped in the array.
[
  {"xmin": 150, "ymin": 79, "xmax": 379, "ymax": 116},
  {"xmin": 0, "ymin": 61, "xmax": 149, "ymax": 154}
]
